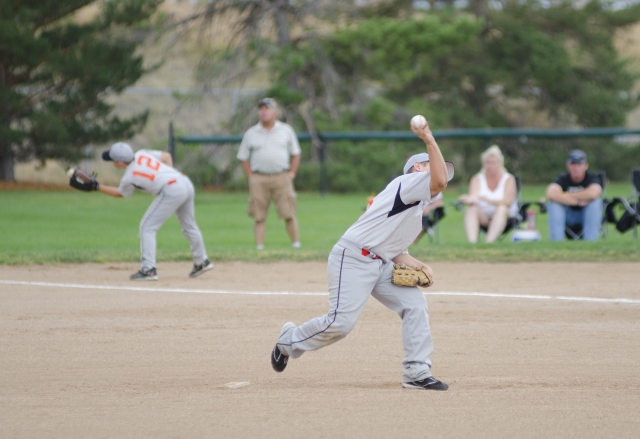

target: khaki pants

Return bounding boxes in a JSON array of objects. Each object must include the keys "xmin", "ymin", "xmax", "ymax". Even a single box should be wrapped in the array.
[{"xmin": 248, "ymin": 172, "xmax": 297, "ymax": 222}]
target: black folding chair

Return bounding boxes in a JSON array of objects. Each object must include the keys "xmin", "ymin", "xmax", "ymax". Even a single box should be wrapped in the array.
[
  {"xmin": 420, "ymin": 205, "xmax": 445, "ymax": 243},
  {"xmin": 565, "ymin": 170, "xmax": 608, "ymax": 240},
  {"xmin": 604, "ymin": 168, "xmax": 640, "ymax": 240}
]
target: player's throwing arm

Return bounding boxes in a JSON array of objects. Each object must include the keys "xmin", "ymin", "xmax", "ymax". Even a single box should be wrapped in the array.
[{"xmin": 410, "ymin": 115, "xmax": 448, "ymax": 196}]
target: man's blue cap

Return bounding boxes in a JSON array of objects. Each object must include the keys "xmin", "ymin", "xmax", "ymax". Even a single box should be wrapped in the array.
[
  {"xmin": 567, "ymin": 149, "xmax": 587, "ymax": 164},
  {"xmin": 258, "ymin": 98, "xmax": 278, "ymax": 109}
]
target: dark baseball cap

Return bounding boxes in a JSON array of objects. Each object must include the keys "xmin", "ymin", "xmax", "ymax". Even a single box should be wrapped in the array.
[
  {"xmin": 258, "ymin": 98, "xmax": 278, "ymax": 109},
  {"xmin": 567, "ymin": 149, "xmax": 587, "ymax": 164}
]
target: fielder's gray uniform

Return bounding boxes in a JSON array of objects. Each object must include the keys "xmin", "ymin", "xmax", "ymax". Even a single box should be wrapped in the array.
[
  {"xmin": 117, "ymin": 150, "xmax": 208, "ymax": 271},
  {"xmin": 277, "ymin": 171, "xmax": 437, "ymax": 383}
]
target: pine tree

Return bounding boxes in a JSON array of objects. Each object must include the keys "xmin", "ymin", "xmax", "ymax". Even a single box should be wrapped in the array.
[{"xmin": 0, "ymin": 0, "xmax": 160, "ymax": 181}]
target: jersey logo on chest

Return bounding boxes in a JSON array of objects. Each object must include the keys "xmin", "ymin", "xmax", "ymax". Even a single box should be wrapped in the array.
[{"xmin": 387, "ymin": 184, "xmax": 420, "ymax": 217}]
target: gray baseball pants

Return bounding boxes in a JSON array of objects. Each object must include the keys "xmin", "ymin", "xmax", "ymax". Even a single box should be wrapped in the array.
[
  {"xmin": 139, "ymin": 176, "xmax": 207, "ymax": 270},
  {"xmin": 276, "ymin": 238, "xmax": 435, "ymax": 383}
]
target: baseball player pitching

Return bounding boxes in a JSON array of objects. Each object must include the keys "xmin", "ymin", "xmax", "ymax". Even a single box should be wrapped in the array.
[
  {"xmin": 71, "ymin": 142, "xmax": 213, "ymax": 281},
  {"xmin": 271, "ymin": 117, "xmax": 454, "ymax": 390}
]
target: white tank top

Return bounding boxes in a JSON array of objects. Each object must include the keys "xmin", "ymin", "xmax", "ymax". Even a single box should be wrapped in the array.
[{"xmin": 476, "ymin": 172, "xmax": 518, "ymax": 218}]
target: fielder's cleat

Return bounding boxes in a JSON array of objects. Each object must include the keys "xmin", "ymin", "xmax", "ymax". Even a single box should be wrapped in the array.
[
  {"xmin": 130, "ymin": 267, "xmax": 158, "ymax": 281},
  {"xmin": 188, "ymin": 259, "xmax": 213, "ymax": 278},
  {"xmin": 402, "ymin": 376, "xmax": 449, "ymax": 391},
  {"xmin": 271, "ymin": 322, "xmax": 295, "ymax": 373}
]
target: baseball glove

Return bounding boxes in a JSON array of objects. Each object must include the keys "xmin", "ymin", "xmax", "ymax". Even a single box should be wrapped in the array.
[
  {"xmin": 391, "ymin": 264, "xmax": 434, "ymax": 288},
  {"xmin": 68, "ymin": 168, "xmax": 99, "ymax": 192}
]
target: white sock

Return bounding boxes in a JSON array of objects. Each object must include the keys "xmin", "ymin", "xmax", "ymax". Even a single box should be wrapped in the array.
[
  {"xmin": 292, "ymin": 242, "xmax": 301, "ymax": 248},
  {"xmin": 256, "ymin": 245, "xmax": 264, "ymax": 250}
]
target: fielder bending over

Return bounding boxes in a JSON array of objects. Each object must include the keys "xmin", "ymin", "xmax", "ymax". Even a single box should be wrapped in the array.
[
  {"xmin": 98, "ymin": 142, "xmax": 213, "ymax": 281},
  {"xmin": 271, "ymin": 119, "xmax": 454, "ymax": 390}
]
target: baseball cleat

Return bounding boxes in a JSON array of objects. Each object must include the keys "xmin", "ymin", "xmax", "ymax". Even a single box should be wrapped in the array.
[
  {"xmin": 271, "ymin": 322, "xmax": 295, "ymax": 372},
  {"xmin": 402, "ymin": 376, "xmax": 449, "ymax": 391},
  {"xmin": 130, "ymin": 267, "xmax": 158, "ymax": 281},
  {"xmin": 271, "ymin": 345, "xmax": 288, "ymax": 373},
  {"xmin": 188, "ymin": 259, "xmax": 213, "ymax": 278}
]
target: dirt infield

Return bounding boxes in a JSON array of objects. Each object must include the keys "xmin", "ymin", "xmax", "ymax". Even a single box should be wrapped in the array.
[{"xmin": 1, "ymin": 262, "xmax": 638, "ymax": 439}]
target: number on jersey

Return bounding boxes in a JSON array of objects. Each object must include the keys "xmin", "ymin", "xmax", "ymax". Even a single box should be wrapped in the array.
[{"xmin": 133, "ymin": 155, "xmax": 161, "ymax": 181}]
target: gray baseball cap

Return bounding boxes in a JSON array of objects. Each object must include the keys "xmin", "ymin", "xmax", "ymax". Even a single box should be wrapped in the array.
[
  {"xmin": 403, "ymin": 152, "xmax": 455, "ymax": 181},
  {"xmin": 102, "ymin": 142, "xmax": 134, "ymax": 163},
  {"xmin": 567, "ymin": 149, "xmax": 587, "ymax": 164},
  {"xmin": 258, "ymin": 97, "xmax": 278, "ymax": 109}
]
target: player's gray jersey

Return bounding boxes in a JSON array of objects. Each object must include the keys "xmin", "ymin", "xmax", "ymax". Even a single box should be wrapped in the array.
[
  {"xmin": 342, "ymin": 172, "xmax": 433, "ymax": 261},
  {"xmin": 118, "ymin": 150, "xmax": 182, "ymax": 197}
]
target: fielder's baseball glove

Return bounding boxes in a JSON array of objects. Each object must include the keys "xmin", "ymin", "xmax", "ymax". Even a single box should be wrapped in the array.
[
  {"xmin": 69, "ymin": 168, "xmax": 99, "ymax": 192},
  {"xmin": 391, "ymin": 264, "xmax": 434, "ymax": 288}
]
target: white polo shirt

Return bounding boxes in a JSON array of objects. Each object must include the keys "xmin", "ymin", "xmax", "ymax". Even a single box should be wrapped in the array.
[
  {"xmin": 342, "ymin": 172, "xmax": 434, "ymax": 262},
  {"xmin": 237, "ymin": 121, "xmax": 301, "ymax": 174}
]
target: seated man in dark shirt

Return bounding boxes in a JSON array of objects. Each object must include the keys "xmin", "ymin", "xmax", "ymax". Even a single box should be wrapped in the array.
[{"xmin": 545, "ymin": 149, "xmax": 603, "ymax": 241}]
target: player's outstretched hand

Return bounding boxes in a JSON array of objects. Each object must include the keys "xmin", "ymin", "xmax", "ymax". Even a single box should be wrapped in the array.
[{"xmin": 411, "ymin": 119, "xmax": 436, "ymax": 145}]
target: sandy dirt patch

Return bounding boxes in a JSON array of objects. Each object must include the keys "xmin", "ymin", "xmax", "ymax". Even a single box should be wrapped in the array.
[{"xmin": 0, "ymin": 262, "xmax": 638, "ymax": 439}]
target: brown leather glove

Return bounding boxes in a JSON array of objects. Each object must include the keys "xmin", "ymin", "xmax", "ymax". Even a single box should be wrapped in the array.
[{"xmin": 391, "ymin": 263, "xmax": 434, "ymax": 288}]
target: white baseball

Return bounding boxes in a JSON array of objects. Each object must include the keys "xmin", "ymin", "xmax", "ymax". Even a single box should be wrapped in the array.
[
  {"xmin": 67, "ymin": 168, "xmax": 75, "ymax": 177},
  {"xmin": 410, "ymin": 115, "xmax": 427, "ymax": 129}
]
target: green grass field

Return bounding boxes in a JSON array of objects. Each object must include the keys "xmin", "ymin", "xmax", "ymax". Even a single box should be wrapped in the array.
[{"xmin": 1, "ymin": 184, "xmax": 638, "ymax": 264}]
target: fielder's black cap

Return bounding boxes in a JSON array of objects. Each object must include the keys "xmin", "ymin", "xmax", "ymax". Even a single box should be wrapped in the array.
[{"xmin": 567, "ymin": 149, "xmax": 587, "ymax": 164}]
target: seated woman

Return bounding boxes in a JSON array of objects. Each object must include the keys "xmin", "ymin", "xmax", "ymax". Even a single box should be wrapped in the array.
[{"xmin": 458, "ymin": 145, "xmax": 518, "ymax": 243}]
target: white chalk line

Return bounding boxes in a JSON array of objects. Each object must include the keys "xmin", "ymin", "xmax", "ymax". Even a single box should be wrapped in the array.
[
  {"xmin": 1, "ymin": 279, "xmax": 639, "ymax": 305},
  {"xmin": 0, "ymin": 279, "xmax": 326, "ymax": 296}
]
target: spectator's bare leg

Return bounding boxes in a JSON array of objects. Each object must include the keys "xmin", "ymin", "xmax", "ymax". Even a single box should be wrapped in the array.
[
  {"xmin": 486, "ymin": 205, "xmax": 509, "ymax": 243},
  {"xmin": 285, "ymin": 217, "xmax": 299, "ymax": 243},
  {"xmin": 255, "ymin": 220, "xmax": 267, "ymax": 247},
  {"xmin": 464, "ymin": 205, "xmax": 481, "ymax": 243}
]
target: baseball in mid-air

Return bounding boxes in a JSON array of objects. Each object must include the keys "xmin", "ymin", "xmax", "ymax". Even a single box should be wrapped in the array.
[
  {"xmin": 410, "ymin": 115, "xmax": 427, "ymax": 130},
  {"xmin": 67, "ymin": 168, "xmax": 75, "ymax": 177}
]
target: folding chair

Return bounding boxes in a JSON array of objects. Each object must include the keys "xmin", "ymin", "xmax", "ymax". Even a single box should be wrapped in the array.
[
  {"xmin": 604, "ymin": 168, "xmax": 640, "ymax": 240},
  {"xmin": 420, "ymin": 205, "xmax": 445, "ymax": 243},
  {"xmin": 565, "ymin": 170, "xmax": 608, "ymax": 240}
]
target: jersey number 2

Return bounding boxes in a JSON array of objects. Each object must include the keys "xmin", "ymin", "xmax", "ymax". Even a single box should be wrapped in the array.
[{"xmin": 133, "ymin": 155, "xmax": 161, "ymax": 181}]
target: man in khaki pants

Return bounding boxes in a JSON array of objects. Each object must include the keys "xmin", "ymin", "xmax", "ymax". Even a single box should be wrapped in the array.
[{"xmin": 237, "ymin": 98, "xmax": 301, "ymax": 250}]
